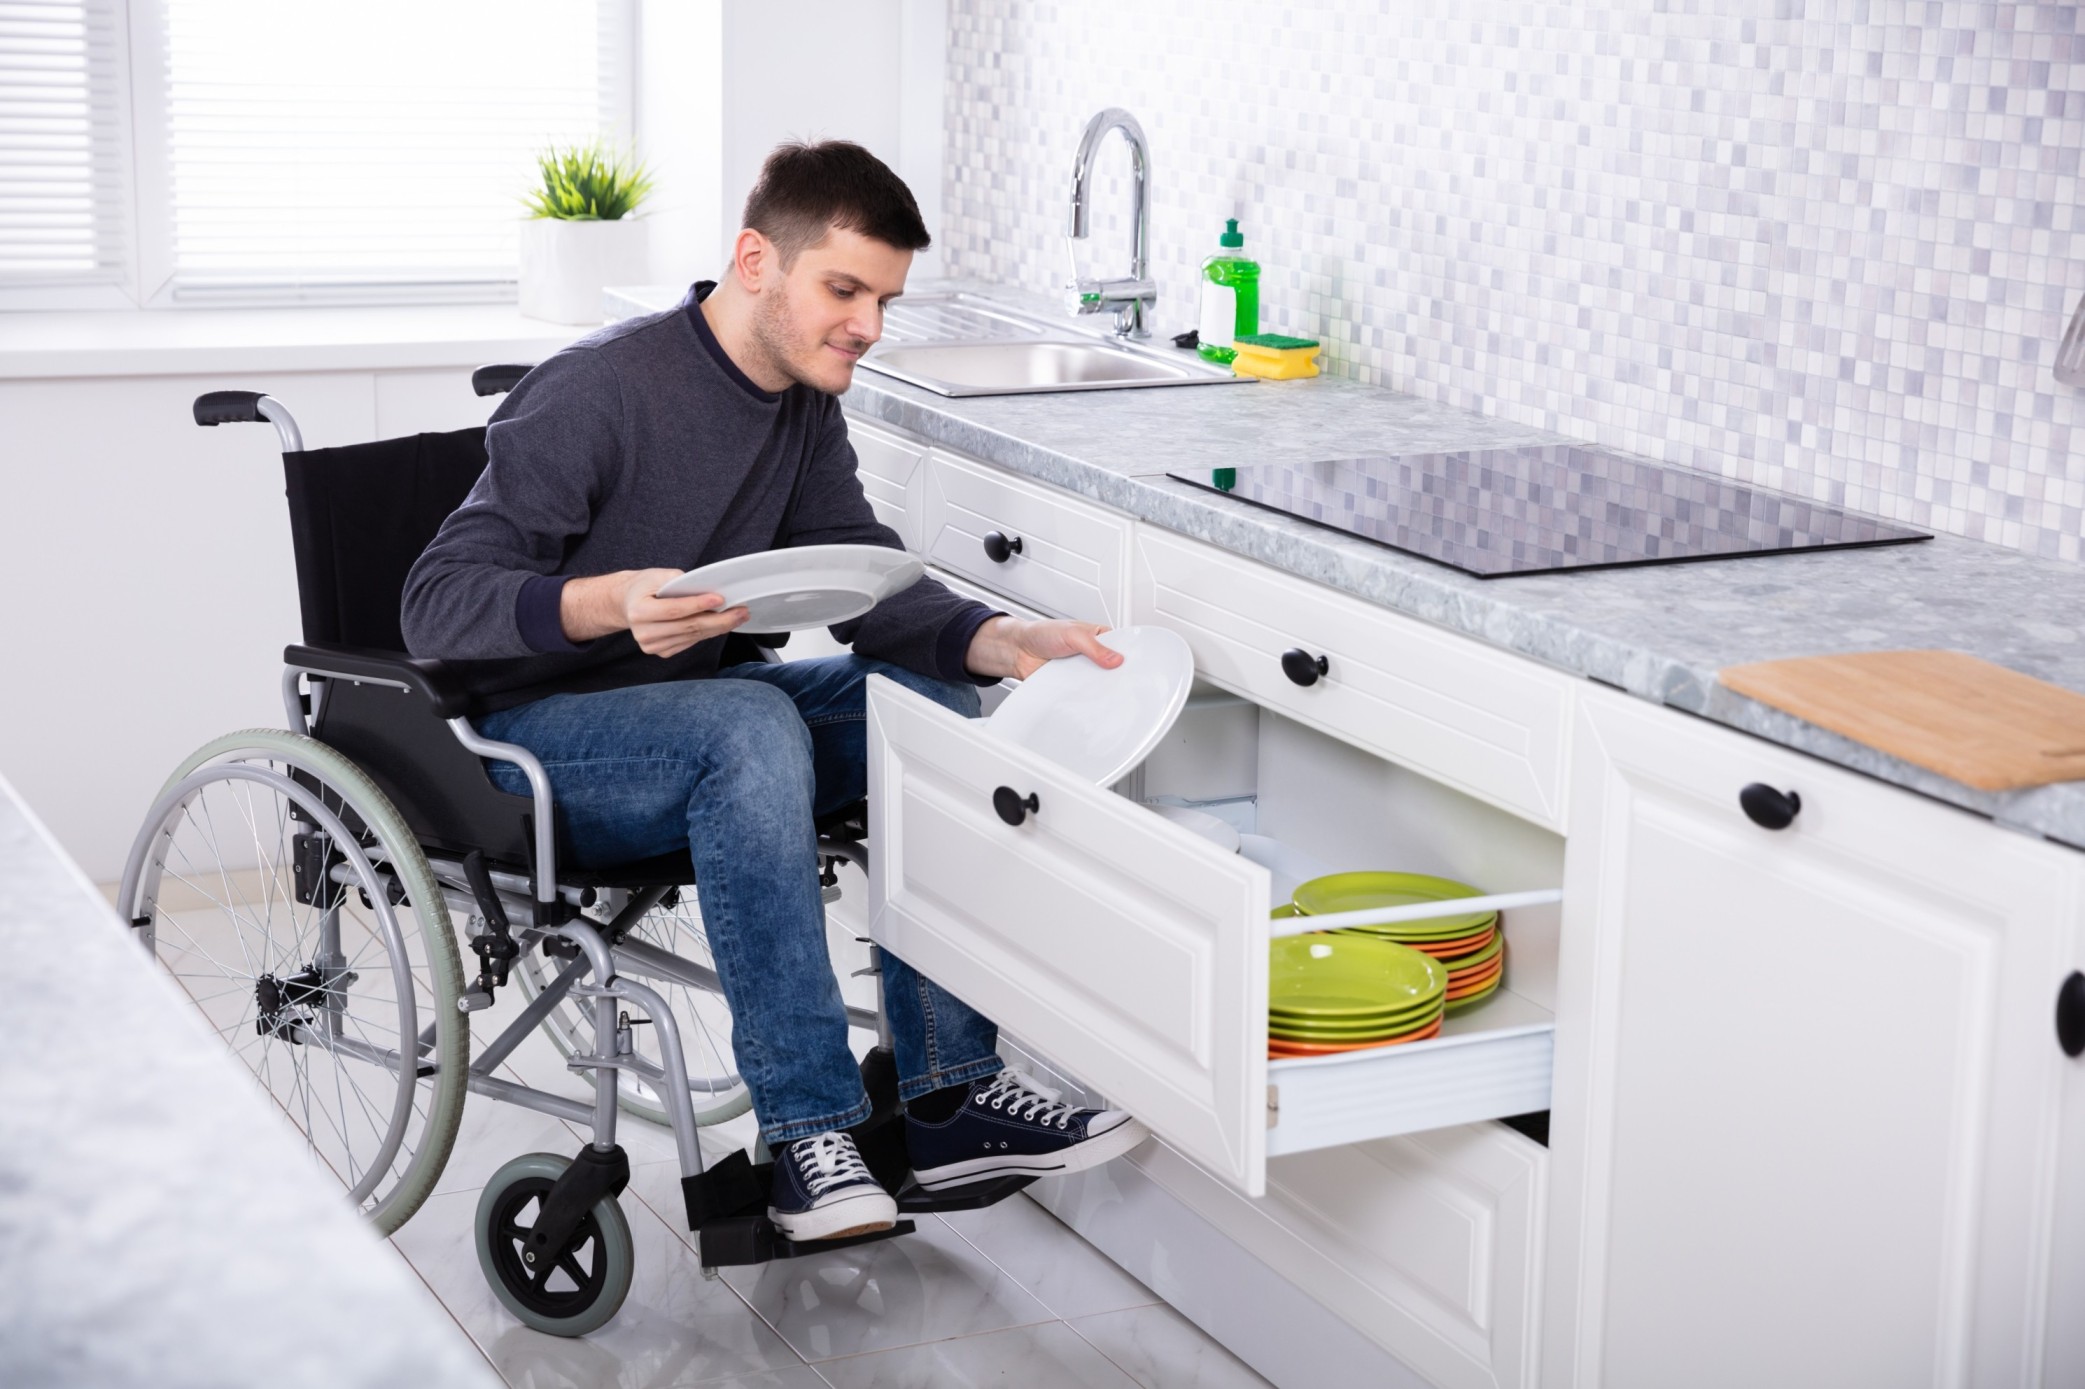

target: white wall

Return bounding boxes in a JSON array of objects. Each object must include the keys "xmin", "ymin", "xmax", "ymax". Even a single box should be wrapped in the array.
[{"xmin": 0, "ymin": 370, "xmax": 499, "ymax": 883}]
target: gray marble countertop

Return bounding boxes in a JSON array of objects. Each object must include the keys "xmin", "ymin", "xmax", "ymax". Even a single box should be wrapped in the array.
[
  {"xmin": 606, "ymin": 283, "xmax": 2085, "ymax": 851},
  {"xmin": 0, "ymin": 775, "xmax": 499, "ymax": 1389}
]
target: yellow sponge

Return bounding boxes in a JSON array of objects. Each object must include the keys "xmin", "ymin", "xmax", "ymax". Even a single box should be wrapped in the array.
[{"xmin": 1231, "ymin": 333, "xmax": 1321, "ymax": 379}]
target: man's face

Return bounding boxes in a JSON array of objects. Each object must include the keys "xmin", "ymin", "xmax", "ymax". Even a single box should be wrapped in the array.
[{"xmin": 749, "ymin": 226, "xmax": 912, "ymax": 395}]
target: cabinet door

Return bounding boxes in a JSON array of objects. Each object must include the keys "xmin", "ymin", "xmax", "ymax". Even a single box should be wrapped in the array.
[
  {"xmin": 867, "ymin": 675, "xmax": 1272, "ymax": 1193},
  {"xmin": 843, "ymin": 415, "xmax": 926, "ymax": 551},
  {"xmin": 1546, "ymin": 686, "xmax": 2074, "ymax": 1389}
]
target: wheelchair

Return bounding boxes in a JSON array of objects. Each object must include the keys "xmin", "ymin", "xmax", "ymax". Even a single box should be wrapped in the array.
[{"xmin": 117, "ymin": 367, "xmax": 1030, "ymax": 1337}]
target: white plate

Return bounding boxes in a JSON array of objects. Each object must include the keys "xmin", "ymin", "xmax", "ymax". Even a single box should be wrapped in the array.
[
  {"xmin": 1147, "ymin": 803, "xmax": 1243, "ymax": 854},
  {"xmin": 984, "ymin": 626, "xmax": 1195, "ymax": 785},
  {"xmin": 654, "ymin": 544, "xmax": 925, "ymax": 633}
]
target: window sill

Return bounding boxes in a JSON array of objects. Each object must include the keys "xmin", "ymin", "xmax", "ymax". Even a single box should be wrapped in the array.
[{"xmin": 0, "ymin": 302, "xmax": 606, "ymax": 380}]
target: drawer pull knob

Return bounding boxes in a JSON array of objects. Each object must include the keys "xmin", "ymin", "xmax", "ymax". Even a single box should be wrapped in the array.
[
  {"xmin": 1739, "ymin": 783, "xmax": 1801, "ymax": 830},
  {"xmin": 2060, "ymin": 973, "xmax": 2085, "ymax": 1058},
  {"xmin": 983, "ymin": 531, "xmax": 1024, "ymax": 564},
  {"xmin": 1280, "ymin": 648, "xmax": 1329, "ymax": 687},
  {"xmin": 992, "ymin": 785, "xmax": 1040, "ymax": 827}
]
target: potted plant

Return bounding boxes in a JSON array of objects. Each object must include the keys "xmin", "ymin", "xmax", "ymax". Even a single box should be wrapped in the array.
[{"xmin": 518, "ymin": 140, "xmax": 655, "ymax": 324}]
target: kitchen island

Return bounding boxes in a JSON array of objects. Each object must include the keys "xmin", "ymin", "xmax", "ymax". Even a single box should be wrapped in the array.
[{"xmin": 0, "ymin": 774, "xmax": 499, "ymax": 1389}]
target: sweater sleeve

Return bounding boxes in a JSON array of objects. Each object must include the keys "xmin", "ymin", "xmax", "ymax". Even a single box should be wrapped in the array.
[
  {"xmin": 400, "ymin": 350, "xmax": 623, "ymax": 660},
  {"xmin": 786, "ymin": 403, "xmax": 1000, "ymax": 685}
]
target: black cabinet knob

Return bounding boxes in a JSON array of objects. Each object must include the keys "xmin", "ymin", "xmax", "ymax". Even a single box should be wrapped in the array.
[
  {"xmin": 992, "ymin": 785, "xmax": 1039, "ymax": 827},
  {"xmin": 1739, "ymin": 783, "xmax": 1802, "ymax": 830},
  {"xmin": 2060, "ymin": 972, "xmax": 2085, "ymax": 1058},
  {"xmin": 983, "ymin": 531, "xmax": 1023, "ymax": 564},
  {"xmin": 1280, "ymin": 648, "xmax": 1329, "ymax": 687}
]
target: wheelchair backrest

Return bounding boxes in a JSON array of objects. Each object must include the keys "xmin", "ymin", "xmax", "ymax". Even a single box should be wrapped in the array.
[{"xmin": 283, "ymin": 429, "xmax": 490, "ymax": 651}]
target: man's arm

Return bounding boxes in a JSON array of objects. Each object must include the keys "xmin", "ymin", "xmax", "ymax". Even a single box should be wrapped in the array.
[{"xmin": 400, "ymin": 350, "xmax": 626, "ymax": 660}]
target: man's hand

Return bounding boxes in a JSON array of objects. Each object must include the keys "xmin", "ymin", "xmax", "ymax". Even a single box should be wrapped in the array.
[
  {"xmin": 561, "ymin": 568, "xmax": 748, "ymax": 658},
  {"xmin": 964, "ymin": 615, "xmax": 1123, "ymax": 681}
]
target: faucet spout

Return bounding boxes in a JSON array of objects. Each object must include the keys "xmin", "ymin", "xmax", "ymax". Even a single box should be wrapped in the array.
[{"xmin": 1065, "ymin": 107, "xmax": 1154, "ymax": 337}]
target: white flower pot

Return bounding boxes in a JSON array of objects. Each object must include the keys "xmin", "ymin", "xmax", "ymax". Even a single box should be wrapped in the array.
[{"xmin": 518, "ymin": 217, "xmax": 650, "ymax": 325}]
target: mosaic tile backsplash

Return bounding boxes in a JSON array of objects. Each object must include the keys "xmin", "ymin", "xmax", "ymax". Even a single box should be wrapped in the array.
[{"xmin": 940, "ymin": 0, "xmax": 2085, "ymax": 564}]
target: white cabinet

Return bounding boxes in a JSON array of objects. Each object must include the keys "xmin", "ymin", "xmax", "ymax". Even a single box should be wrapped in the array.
[
  {"xmin": 1132, "ymin": 528, "xmax": 1575, "ymax": 832},
  {"xmin": 1545, "ymin": 684, "xmax": 2082, "ymax": 1389},
  {"xmin": 844, "ymin": 415, "xmax": 927, "ymax": 552},
  {"xmin": 866, "ymin": 676, "xmax": 1563, "ymax": 1200},
  {"xmin": 918, "ymin": 447, "xmax": 1131, "ymax": 624}
]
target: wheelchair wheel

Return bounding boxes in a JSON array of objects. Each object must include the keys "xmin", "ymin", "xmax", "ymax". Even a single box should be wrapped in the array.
[
  {"xmin": 516, "ymin": 886, "xmax": 754, "ymax": 1128},
  {"xmin": 119, "ymin": 729, "xmax": 468, "ymax": 1235},
  {"xmin": 475, "ymin": 1152, "xmax": 633, "ymax": 1337}
]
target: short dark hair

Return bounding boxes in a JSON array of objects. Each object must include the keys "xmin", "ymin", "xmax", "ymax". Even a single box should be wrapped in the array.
[{"xmin": 742, "ymin": 140, "xmax": 931, "ymax": 267}]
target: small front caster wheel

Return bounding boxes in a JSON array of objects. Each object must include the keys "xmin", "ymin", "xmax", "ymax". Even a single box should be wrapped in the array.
[{"xmin": 475, "ymin": 1152, "xmax": 634, "ymax": 1337}]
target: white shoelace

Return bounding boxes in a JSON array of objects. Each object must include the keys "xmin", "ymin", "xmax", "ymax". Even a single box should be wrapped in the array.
[
  {"xmin": 792, "ymin": 1131, "xmax": 876, "ymax": 1197},
  {"xmin": 977, "ymin": 1070, "xmax": 1082, "ymax": 1131}
]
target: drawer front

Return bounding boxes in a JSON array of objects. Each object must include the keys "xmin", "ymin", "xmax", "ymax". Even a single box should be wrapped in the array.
[
  {"xmin": 1134, "ymin": 528, "xmax": 1574, "ymax": 830},
  {"xmin": 844, "ymin": 416, "xmax": 926, "ymax": 551},
  {"xmin": 867, "ymin": 675, "xmax": 1271, "ymax": 1194},
  {"xmin": 919, "ymin": 449, "xmax": 1130, "ymax": 624}
]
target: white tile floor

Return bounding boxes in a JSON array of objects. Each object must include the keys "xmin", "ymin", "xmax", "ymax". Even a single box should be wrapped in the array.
[{"xmin": 376, "ymin": 946, "xmax": 1274, "ymax": 1388}]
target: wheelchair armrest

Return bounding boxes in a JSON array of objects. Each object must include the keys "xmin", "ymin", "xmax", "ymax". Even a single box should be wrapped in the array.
[{"xmin": 284, "ymin": 643, "xmax": 476, "ymax": 720}]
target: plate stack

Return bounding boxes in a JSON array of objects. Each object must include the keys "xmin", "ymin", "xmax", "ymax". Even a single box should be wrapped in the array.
[
  {"xmin": 1291, "ymin": 872, "xmax": 1505, "ymax": 1015},
  {"xmin": 1267, "ymin": 930, "xmax": 1449, "ymax": 1058}
]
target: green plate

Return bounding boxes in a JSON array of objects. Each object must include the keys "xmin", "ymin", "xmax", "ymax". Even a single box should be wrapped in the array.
[
  {"xmin": 1270, "ymin": 995, "xmax": 1438, "ymax": 1033},
  {"xmin": 1293, "ymin": 872, "xmax": 1497, "ymax": 937},
  {"xmin": 1270, "ymin": 1003, "xmax": 1443, "ymax": 1041},
  {"xmin": 1271, "ymin": 903, "xmax": 1300, "ymax": 920},
  {"xmin": 1269, "ymin": 934, "xmax": 1447, "ymax": 1018}
]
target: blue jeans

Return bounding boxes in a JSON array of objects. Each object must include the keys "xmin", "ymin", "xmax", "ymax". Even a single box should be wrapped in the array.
[{"xmin": 477, "ymin": 655, "xmax": 1003, "ymax": 1145}]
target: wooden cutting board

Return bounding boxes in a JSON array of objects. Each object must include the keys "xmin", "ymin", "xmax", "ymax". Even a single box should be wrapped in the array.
[{"xmin": 1719, "ymin": 650, "xmax": 2085, "ymax": 791}]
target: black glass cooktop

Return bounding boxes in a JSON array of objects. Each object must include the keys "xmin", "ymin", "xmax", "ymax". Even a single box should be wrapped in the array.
[{"xmin": 1167, "ymin": 445, "xmax": 1931, "ymax": 578}]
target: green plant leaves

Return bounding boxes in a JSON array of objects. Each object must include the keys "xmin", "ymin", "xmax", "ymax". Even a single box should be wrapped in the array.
[{"xmin": 523, "ymin": 140, "xmax": 655, "ymax": 221}]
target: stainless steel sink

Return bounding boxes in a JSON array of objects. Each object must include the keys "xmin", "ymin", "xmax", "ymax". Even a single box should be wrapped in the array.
[{"xmin": 858, "ymin": 293, "xmax": 1248, "ymax": 398}]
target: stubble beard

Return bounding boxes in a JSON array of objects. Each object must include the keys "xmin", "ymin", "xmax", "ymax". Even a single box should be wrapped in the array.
[{"xmin": 749, "ymin": 279, "xmax": 845, "ymax": 394}]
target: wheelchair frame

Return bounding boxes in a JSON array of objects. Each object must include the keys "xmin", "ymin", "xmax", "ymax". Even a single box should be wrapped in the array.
[{"xmin": 133, "ymin": 373, "xmax": 1030, "ymax": 1337}]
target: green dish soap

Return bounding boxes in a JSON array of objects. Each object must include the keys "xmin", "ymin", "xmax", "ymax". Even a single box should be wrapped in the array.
[{"xmin": 1197, "ymin": 219, "xmax": 1259, "ymax": 365}]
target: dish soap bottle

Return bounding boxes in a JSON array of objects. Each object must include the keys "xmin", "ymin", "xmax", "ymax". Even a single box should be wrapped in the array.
[{"xmin": 1197, "ymin": 219, "xmax": 1259, "ymax": 365}]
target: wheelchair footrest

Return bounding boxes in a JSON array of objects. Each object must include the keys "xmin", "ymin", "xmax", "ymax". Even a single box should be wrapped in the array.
[
  {"xmin": 698, "ymin": 1213, "xmax": 918, "ymax": 1268},
  {"xmin": 895, "ymin": 1174, "xmax": 1037, "ymax": 1214}
]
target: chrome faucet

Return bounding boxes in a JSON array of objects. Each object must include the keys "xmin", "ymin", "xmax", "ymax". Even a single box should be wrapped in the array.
[{"xmin": 1065, "ymin": 107, "xmax": 1156, "ymax": 338}]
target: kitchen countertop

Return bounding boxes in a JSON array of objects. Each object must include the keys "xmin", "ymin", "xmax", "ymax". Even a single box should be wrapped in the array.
[
  {"xmin": 0, "ymin": 774, "xmax": 499, "ymax": 1389},
  {"xmin": 607, "ymin": 283, "xmax": 2085, "ymax": 851}
]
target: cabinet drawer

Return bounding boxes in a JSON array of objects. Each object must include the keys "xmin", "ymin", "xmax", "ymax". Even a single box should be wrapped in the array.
[
  {"xmin": 844, "ymin": 416, "xmax": 926, "ymax": 551},
  {"xmin": 919, "ymin": 449, "xmax": 1130, "ymax": 624},
  {"xmin": 1133, "ymin": 528, "xmax": 1574, "ymax": 830},
  {"xmin": 867, "ymin": 676, "xmax": 1556, "ymax": 1198}
]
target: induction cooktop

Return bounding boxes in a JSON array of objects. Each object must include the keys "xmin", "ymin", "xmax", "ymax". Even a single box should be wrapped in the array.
[{"xmin": 1167, "ymin": 445, "xmax": 1931, "ymax": 578}]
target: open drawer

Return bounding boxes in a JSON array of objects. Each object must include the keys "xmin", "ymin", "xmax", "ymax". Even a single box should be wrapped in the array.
[{"xmin": 866, "ymin": 676, "xmax": 1557, "ymax": 1198}]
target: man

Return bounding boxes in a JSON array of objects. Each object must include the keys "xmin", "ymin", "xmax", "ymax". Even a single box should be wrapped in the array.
[{"xmin": 402, "ymin": 141, "xmax": 1148, "ymax": 1243}]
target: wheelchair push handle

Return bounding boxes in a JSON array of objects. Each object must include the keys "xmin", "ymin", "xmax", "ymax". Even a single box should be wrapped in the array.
[
  {"xmin": 472, "ymin": 363, "xmax": 533, "ymax": 397},
  {"xmin": 193, "ymin": 390, "xmax": 265, "ymax": 426},
  {"xmin": 192, "ymin": 390, "xmax": 304, "ymax": 453}
]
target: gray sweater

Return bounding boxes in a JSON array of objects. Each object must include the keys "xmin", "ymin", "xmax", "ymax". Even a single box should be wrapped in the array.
[{"xmin": 401, "ymin": 284, "xmax": 994, "ymax": 711}]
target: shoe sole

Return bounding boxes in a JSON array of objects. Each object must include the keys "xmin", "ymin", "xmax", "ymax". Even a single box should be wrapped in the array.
[
  {"xmin": 768, "ymin": 1190, "xmax": 899, "ymax": 1243},
  {"xmin": 910, "ymin": 1115, "xmax": 1150, "ymax": 1191}
]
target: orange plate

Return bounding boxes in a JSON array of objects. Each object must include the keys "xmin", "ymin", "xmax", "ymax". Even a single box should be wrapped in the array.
[
  {"xmin": 1406, "ymin": 927, "xmax": 1497, "ymax": 958},
  {"xmin": 1445, "ymin": 964, "xmax": 1504, "ymax": 1000},
  {"xmin": 1447, "ymin": 951, "xmax": 1505, "ymax": 985},
  {"xmin": 1269, "ymin": 1018, "xmax": 1443, "ymax": 1056}
]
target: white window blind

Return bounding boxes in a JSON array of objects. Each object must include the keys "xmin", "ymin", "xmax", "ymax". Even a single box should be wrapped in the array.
[
  {"xmin": 150, "ymin": 0, "xmax": 632, "ymax": 305},
  {"xmin": 0, "ymin": 0, "xmax": 132, "ymax": 295}
]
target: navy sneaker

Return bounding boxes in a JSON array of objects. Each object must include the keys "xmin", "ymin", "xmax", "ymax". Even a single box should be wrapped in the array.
[
  {"xmin": 907, "ymin": 1070, "xmax": 1149, "ymax": 1191},
  {"xmin": 768, "ymin": 1131, "xmax": 898, "ymax": 1242}
]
